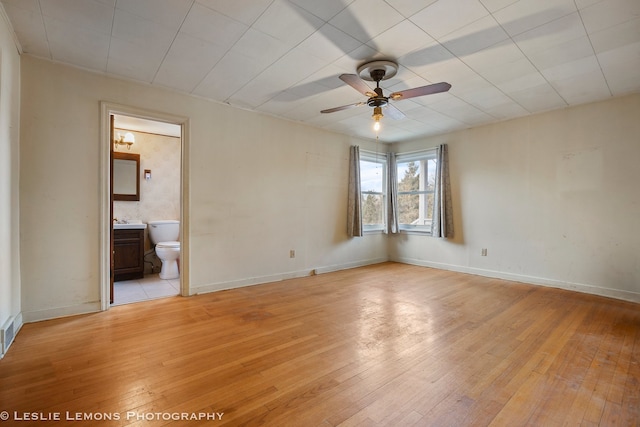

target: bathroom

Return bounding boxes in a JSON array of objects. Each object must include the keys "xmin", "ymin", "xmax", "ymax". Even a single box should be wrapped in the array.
[{"xmin": 112, "ymin": 115, "xmax": 182, "ymax": 305}]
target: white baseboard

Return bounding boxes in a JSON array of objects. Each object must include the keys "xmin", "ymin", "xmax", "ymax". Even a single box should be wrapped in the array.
[
  {"xmin": 313, "ymin": 257, "xmax": 389, "ymax": 275},
  {"xmin": 192, "ymin": 257, "xmax": 389, "ymax": 296},
  {"xmin": 394, "ymin": 257, "xmax": 640, "ymax": 303},
  {"xmin": 22, "ymin": 302, "xmax": 101, "ymax": 323},
  {"xmin": 192, "ymin": 269, "xmax": 313, "ymax": 295}
]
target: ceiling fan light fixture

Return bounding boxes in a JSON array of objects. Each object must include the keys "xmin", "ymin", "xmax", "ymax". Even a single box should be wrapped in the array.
[{"xmin": 372, "ymin": 106, "xmax": 383, "ymax": 132}]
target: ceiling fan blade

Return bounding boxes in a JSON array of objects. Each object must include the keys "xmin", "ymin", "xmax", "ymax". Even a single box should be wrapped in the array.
[
  {"xmin": 390, "ymin": 82, "xmax": 451, "ymax": 100},
  {"xmin": 321, "ymin": 102, "xmax": 365, "ymax": 114},
  {"xmin": 339, "ymin": 74, "xmax": 376, "ymax": 97},
  {"xmin": 384, "ymin": 104, "xmax": 405, "ymax": 120}
]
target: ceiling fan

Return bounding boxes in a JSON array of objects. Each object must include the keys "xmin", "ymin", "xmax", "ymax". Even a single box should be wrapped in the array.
[{"xmin": 321, "ymin": 60, "xmax": 451, "ymax": 131}]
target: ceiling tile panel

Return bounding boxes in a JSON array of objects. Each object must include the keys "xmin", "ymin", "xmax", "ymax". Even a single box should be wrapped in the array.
[
  {"xmin": 384, "ymin": 0, "xmax": 437, "ymax": 18},
  {"xmin": 1, "ymin": 0, "xmax": 39, "ymax": 12},
  {"xmin": 40, "ymin": 0, "xmax": 114, "ymax": 34},
  {"xmin": 458, "ymin": 85, "xmax": 515, "ymax": 109},
  {"xmin": 479, "ymin": 0, "xmax": 519, "ymax": 13},
  {"xmin": 427, "ymin": 97, "xmax": 494, "ymax": 125},
  {"xmin": 463, "ymin": 39, "xmax": 527, "ymax": 74},
  {"xmin": 398, "ymin": 40, "xmax": 452, "ymax": 73},
  {"xmin": 111, "ymin": 9, "xmax": 176, "ymax": 49},
  {"xmin": 491, "ymin": 62, "xmax": 547, "ymax": 93},
  {"xmin": 256, "ymin": 92, "xmax": 307, "ymax": 117},
  {"xmin": 329, "ymin": 0, "xmax": 405, "ymax": 43},
  {"xmin": 512, "ymin": 12, "xmax": 587, "ymax": 56},
  {"xmin": 288, "ymin": 0, "xmax": 354, "ymax": 22},
  {"xmin": 296, "ymin": 23, "xmax": 362, "ymax": 63},
  {"xmin": 410, "ymin": 0, "xmax": 489, "ymax": 39},
  {"xmin": 439, "ymin": 14, "xmax": 509, "ymax": 57},
  {"xmin": 484, "ymin": 101, "xmax": 529, "ymax": 119},
  {"xmin": 579, "ymin": 0, "xmax": 640, "ymax": 34},
  {"xmin": 107, "ymin": 8, "xmax": 177, "ymax": 81},
  {"xmin": 366, "ymin": 20, "xmax": 434, "ymax": 58},
  {"xmin": 44, "ymin": 16, "xmax": 110, "ymax": 71},
  {"xmin": 228, "ymin": 28, "xmax": 290, "ymax": 70},
  {"xmin": 574, "ymin": 0, "xmax": 602, "ymax": 9},
  {"xmin": 1, "ymin": 4, "xmax": 50, "ymax": 57},
  {"xmin": 252, "ymin": 0, "xmax": 323, "ymax": 47},
  {"xmin": 180, "ymin": 2, "xmax": 248, "ymax": 49},
  {"xmin": 193, "ymin": 48, "xmax": 270, "ymax": 101},
  {"xmin": 115, "ymin": 0, "xmax": 193, "ymax": 32},
  {"xmin": 265, "ymin": 49, "xmax": 331, "ymax": 89},
  {"xmin": 589, "ymin": 17, "xmax": 640, "ymax": 54},
  {"xmin": 409, "ymin": 57, "xmax": 484, "ymax": 95},
  {"xmin": 195, "ymin": 0, "xmax": 272, "ymax": 26},
  {"xmin": 293, "ymin": 64, "xmax": 358, "ymax": 95},
  {"xmin": 508, "ymin": 82, "xmax": 566, "ymax": 111},
  {"xmin": 107, "ymin": 36, "xmax": 167, "ymax": 82},
  {"xmin": 153, "ymin": 32, "xmax": 227, "ymax": 93},
  {"xmin": 331, "ymin": 44, "xmax": 380, "ymax": 71},
  {"xmin": 546, "ymin": 65, "xmax": 611, "ymax": 105},
  {"xmin": 597, "ymin": 41, "xmax": 640, "ymax": 95},
  {"xmin": 520, "ymin": 36, "xmax": 595, "ymax": 71},
  {"xmin": 541, "ymin": 54, "xmax": 600, "ymax": 82},
  {"xmin": 493, "ymin": 0, "xmax": 577, "ymax": 37},
  {"xmin": 229, "ymin": 50, "xmax": 328, "ymax": 108}
]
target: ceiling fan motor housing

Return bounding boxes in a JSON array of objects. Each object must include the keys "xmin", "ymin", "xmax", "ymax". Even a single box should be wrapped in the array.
[
  {"xmin": 367, "ymin": 94, "xmax": 388, "ymax": 108},
  {"xmin": 368, "ymin": 73, "xmax": 389, "ymax": 107}
]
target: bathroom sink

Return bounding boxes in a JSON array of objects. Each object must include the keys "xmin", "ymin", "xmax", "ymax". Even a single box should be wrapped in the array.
[{"xmin": 113, "ymin": 222, "xmax": 147, "ymax": 230}]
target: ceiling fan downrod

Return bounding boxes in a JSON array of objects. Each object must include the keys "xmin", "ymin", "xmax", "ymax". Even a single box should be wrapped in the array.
[{"xmin": 367, "ymin": 68, "xmax": 389, "ymax": 108}]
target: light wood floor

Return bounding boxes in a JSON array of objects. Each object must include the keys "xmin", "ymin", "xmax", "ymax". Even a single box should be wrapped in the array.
[{"xmin": 1, "ymin": 263, "xmax": 638, "ymax": 426}]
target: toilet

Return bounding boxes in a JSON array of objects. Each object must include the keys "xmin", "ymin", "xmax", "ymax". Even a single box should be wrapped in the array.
[{"xmin": 147, "ymin": 220, "xmax": 180, "ymax": 280}]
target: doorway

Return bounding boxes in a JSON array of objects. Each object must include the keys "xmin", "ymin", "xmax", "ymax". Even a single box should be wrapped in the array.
[{"xmin": 100, "ymin": 103, "xmax": 189, "ymax": 310}]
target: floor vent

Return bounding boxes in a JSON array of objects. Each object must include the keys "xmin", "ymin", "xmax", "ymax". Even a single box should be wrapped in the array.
[{"xmin": 1, "ymin": 317, "xmax": 16, "ymax": 354}]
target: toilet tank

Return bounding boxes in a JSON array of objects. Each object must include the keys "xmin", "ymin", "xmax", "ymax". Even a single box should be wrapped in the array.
[{"xmin": 148, "ymin": 220, "xmax": 179, "ymax": 244}]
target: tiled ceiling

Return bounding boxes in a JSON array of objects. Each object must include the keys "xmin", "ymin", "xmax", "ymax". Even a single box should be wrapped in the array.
[{"xmin": 2, "ymin": 0, "xmax": 639, "ymax": 142}]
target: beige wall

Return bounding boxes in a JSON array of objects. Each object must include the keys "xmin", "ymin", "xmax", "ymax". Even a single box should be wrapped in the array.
[
  {"xmin": 0, "ymin": 7, "xmax": 21, "ymax": 353},
  {"xmin": 391, "ymin": 94, "xmax": 640, "ymax": 302},
  {"xmin": 19, "ymin": 56, "xmax": 387, "ymax": 321},
  {"xmin": 14, "ymin": 50, "xmax": 640, "ymax": 323}
]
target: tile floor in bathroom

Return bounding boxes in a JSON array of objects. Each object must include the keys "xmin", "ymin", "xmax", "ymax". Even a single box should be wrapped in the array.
[{"xmin": 113, "ymin": 273, "xmax": 180, "ymax": 305}]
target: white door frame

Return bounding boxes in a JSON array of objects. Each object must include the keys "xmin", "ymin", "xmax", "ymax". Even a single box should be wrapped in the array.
[{"xmin": 99, "ymin": 102, "xmax": 190, "ymax": 311}]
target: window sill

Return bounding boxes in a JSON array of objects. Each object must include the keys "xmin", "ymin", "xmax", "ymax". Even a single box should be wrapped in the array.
[
  {"xmin": 398, "ymin": 228, "xmax": 432, "ymax": 236},
  {"xmin": 363, "ymin": 229, "xmax": 385, "ymax": 235}
]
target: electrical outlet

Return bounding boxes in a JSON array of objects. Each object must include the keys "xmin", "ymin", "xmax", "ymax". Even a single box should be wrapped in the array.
[
  {"xmin": 290, "ymin": 250, "xmax": 295, "ymax": 258},
  {"xmin": 481, "ymin": 248, "xmax": 488, "ymax": 256}
]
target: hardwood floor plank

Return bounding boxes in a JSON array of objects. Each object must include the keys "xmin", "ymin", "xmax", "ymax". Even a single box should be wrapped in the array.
[{"xmin": 0, "ymin": 263, "xmax": 638, "ymax": 426}]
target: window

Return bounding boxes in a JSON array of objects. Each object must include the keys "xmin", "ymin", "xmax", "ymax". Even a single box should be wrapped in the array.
[
  {"xmin": 359, "ymin": 151, "xmax": 387, "ymax": 232},
  {"xmin": 396, "ymin": 150, "xmax": 437, "ymax": 232}
]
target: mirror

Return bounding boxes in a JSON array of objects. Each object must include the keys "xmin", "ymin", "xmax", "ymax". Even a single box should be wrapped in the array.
[{"xmin": 113, "ymin": 152, "xmax": 140, "ymax": 201}]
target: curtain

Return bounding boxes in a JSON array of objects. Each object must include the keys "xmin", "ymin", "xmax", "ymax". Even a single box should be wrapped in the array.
[
  {"xmin": 347, "ymin": 145, "xmax": 363, "ymax": 237},
  {"xmin": 386, "ymin": 152, "xmax": 399, "ymax": 234},
  {"xmin": 432, "ymin": 144, "xmax": 454, "ymax": 238}
]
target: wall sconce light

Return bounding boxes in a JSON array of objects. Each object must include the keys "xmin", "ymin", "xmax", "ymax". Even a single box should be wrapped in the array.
[
  {"xmin": 372, "ymin": 106, "xmax": 383, "ymax": 133},
  {"xmin": 144, "ymin": 169, "xmax": 151, "ymax": 180},
  {"xmin": 114, "ymin": 132, "xmax": 135, "ymax": 150}
]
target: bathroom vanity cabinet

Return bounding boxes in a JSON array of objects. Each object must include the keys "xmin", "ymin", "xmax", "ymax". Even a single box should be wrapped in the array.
[{"xmin": 113, "ymin": 228, "xmax": 144, "ymax": 281}]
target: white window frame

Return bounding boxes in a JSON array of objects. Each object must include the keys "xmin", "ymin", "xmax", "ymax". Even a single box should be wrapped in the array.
[
  {"xmin": 396, "ymin": 149, "xmax": 438, "ymax": 234},
  {"xmin": 359, "ymin": 150, "xmax": 387, "ymax": 233}
]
